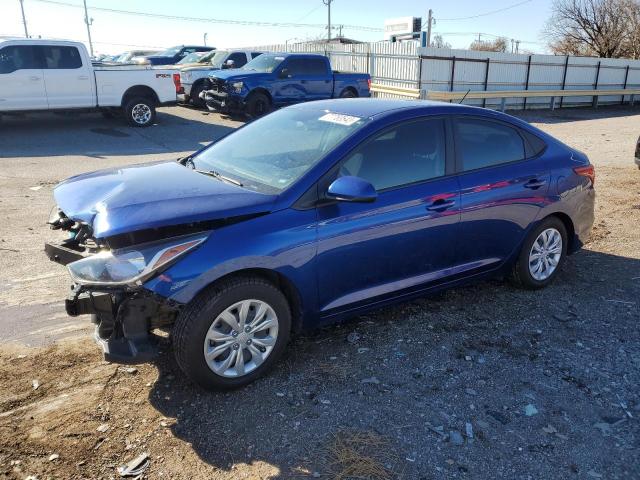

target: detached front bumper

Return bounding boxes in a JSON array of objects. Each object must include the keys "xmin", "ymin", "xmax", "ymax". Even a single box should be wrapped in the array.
[
  {"xmin": 46, "ymin": 241, "xmax": 179, "ymax": 364},
  {"xmin": 201, "ymin": 90, "xmax": 245, "ymax": 113}
]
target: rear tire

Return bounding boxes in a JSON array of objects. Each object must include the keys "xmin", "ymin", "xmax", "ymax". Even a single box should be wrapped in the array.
[
  {"xmin": 124, "ymin": 97, "xmax": 156, "ymax": 127},
  {"xmin": 339, "ymin": 88, "xmax": 357, "ymax": 98},
  {"xmin": 512, "ymin": 217, "xmax": 567, "ymax": 290},
  {"xmin": 245, "ymin": 92, "xmax": 271, "ymax": 118},
  {"xmin": 173, "ymin": 276, "xmax": 291, "ymax": 390}
]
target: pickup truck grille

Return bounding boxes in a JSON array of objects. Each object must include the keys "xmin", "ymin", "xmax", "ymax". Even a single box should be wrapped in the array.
[{"xmin": 207, "ymin": 78, "xmax": 227, "ymax": 93}]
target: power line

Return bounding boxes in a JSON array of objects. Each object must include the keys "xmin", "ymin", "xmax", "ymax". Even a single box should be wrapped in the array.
[
  {"xmin": 31, "ymin": 0, "xmax": 383, "ymax": 32},
  {"xmin": 438, "ymin": 0, "xmax": 533, "ymax": 21}
]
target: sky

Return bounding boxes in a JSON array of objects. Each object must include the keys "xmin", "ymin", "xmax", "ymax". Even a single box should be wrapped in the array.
[{"xmin": 0, "ymin": 0, "xmax": 554, "ymax": 55}]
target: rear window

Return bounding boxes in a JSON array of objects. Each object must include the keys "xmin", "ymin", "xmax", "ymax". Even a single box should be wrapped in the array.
[
  {"xmin": 455, "ymin": 118, "xmax": 525, "ymax": 171},
  {"xmin": 42, "ymin": 46, "xmax": 82, "ymax": 69},
  {"xmin": 285, "ymin": 57, "xmax": 328, "ymax": 76}
]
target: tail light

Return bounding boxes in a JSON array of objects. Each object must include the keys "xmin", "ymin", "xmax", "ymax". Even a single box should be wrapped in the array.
[
  {"xmin": 367, "ymin": 78, "xmax": 372, "ymax": 90},
  {"xmin": 574, "ymin": 165, "xmax": 595, "ymax": 185},
  {"xmin": 172, "ymin": 73, "xmax": 183, "ymax": 94}
]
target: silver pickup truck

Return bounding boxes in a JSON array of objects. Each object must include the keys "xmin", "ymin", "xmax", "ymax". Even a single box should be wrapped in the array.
[{"xmin": 178, "ymin": 50, "xmax": 262, "ymax": 107}]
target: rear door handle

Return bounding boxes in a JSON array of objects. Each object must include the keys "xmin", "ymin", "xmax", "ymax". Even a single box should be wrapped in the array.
[
  {"xmin": 524, "ymin": 179, "xmax": 546, "ymax": 189},
  {"xmin": 426, "ymin": 199, "xmax": 455, "ymax": 211},
  {"xmin": 29, "ymin": 76, "xmax": 41, "ymax": 81}
]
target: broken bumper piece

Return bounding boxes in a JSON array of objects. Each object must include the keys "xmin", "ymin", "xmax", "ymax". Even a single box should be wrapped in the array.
[{"xmin": 66, "ymin": 286, "xmax": 179, "ymax": 364}]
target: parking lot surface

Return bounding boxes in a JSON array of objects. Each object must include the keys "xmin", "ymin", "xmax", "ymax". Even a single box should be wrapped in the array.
[{"xmin": 0, "ymin": 105, "xmax": 638, "ymax": 479}]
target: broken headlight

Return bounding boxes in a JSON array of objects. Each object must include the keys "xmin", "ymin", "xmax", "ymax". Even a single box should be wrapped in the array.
[{"xmin": 67, "ymin": 234, "xmax": 207, "ymax": 287}]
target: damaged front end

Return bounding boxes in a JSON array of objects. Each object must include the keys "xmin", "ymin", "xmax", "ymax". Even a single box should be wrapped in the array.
[{"xmin": 45, "ymin": 208, "xmax": 207, "ymax": 363}]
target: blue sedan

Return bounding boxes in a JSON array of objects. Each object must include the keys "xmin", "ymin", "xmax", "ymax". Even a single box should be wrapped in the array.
[{"xmin": 46, "ymin": 99, "xmax": 595, "ymax": 390}]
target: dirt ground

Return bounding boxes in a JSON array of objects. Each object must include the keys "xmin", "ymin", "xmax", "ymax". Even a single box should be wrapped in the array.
[{"xmin": 0, "ymin": 105, "xmax": 639, "ymax": 479}]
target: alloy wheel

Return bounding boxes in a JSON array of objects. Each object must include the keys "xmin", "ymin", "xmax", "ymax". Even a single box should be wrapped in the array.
[
  {"xmin": 528, "ymin": 227, "xmax": 563, "ymax": 281},
  {"xmin": 131, "ymin": 103, "xmax": 152, "ymax": 125}
]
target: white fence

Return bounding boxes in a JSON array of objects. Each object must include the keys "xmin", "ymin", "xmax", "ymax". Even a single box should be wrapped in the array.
[{"xmin": 247, "ymin": 41, "xmax": 640, "ymax": 110}]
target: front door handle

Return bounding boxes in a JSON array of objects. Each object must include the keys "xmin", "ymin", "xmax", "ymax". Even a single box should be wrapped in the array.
[
  {"xmin": 29, "ymin": 76, "xmax": 41, "ymax": 81},
  {"xmin": 78, "ymin": 75, "xmax": 89, "ymax": 80},
  {"xmin": 524, "ymin": 179, "xmax": 547, "ymax": 189},
  {"xmin": 426, "ymin": 199, "xmax": 455, "ymax": 211}
]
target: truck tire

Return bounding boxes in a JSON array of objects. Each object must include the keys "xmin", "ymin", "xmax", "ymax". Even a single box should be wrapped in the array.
[
  {"xmin": 245, "ymin": 92, "xmax": 271, "ymax": 118},
  {"xmin": 173, "ymin": 276, "xmax": 291, "ymax": 390},
  {"xmin": 124, "ymin": 97, "xmax": 156, "ymax": 127},
  {"xmin": 190, "ymin": 82, "xmax": 206, "ymax": 108},
  {"xmin": 339, "ymin": 88, "xmax": 357, "ymax": 98}
]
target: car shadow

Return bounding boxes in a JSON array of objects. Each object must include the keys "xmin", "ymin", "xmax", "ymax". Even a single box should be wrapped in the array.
[
  {"xmin": 146, "ymin": 247, "xmax": 640, "ymax": 478},
  {"xmin": 511, "ymin": 104, "xmax": 640, "ymax": 125},
  {"xmin": 0, "ymin": 107, "xmax": 239, "ymax": 158}
]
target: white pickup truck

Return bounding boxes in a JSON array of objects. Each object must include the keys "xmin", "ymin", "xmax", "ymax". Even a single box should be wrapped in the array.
[{"xmin": 0, "ymin": 38, "xmax": 179, "ymax": 127}]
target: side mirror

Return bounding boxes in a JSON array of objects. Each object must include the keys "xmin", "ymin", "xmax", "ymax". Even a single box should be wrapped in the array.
[
  {"xmin": 279, "ymin": 68, "xmax": 290, "ymax": 79},
  {"xmin": 326, "ymin": 176, "xmax": 377, "ymax": 203},
  {"xmin": 223, "ymin": 59, "xmax": 235, "ymax": 69}
]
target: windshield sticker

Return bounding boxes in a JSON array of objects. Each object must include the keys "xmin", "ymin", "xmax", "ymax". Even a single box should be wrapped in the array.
[
  {"xmin": 318, "ymin": 112, "xmax": 361, "ymax": 126},
  {"xmin": 274, "ymin": 56, "xmax": 285, "ymax": 61}
]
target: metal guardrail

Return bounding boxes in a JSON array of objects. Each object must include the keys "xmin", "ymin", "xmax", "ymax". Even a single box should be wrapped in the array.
[{"xmin": 370, "ymin": 83, "xmax": 421, "ymax": 99}]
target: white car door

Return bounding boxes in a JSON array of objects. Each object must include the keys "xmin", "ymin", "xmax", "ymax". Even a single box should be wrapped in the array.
[
  {"xmin": 0, "ymin": 44, "xmax": 47, "ymax": 111},
  {"xmin": 41, "ymin": 45, "xmax": 94, "ymax": 109}
]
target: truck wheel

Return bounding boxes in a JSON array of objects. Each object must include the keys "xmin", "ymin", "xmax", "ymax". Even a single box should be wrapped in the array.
[
  {"xmin": 190, "ymin": 82, "xmax": 206, "ymax": 108},
  {"xmin": 246, "ymin": 92, "xmax": 271, "ymax": 118},
  {"xmin": 124, "ymin": 97, "xmax": 156, "ymax": 127},
  {"xmin": 339, "ymin": 88, "xmax": 357, "ymax": 98},
  {"xmin": 172, "ymin": 276, "xmax": 291, "ymax": 391}
]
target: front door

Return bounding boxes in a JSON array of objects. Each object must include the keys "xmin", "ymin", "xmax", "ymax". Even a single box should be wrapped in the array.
[
  {"xmin": 0, "ymin": 45, "xmax": 47, "ymax": 111},
  {"xmin": 315, "ymin": 117, "xmax": 461, "ymax": 316},
  {"xmin": 41, "ymin": 45, "xmax": 94, "ymax": 109}
]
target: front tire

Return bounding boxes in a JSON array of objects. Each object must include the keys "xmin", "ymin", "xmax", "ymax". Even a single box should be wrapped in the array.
[
  {"xmin": 173, "ymin": 276, "xmax": 291, "ymax": 390},
  {"xmin": 124, "ymin": 97, "xmax": 156, "ymax": 127},
  {"xmin": 512, "ymin": 217, "xmax": 567, "ymax": 289},
  {"xmin": 245, "ymin": 92, "xmax": 271, "ymax": 118}
]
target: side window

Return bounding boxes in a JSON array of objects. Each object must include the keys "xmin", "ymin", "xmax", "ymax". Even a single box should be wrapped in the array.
[
  {"xmin": 251, "ymin": 52, "xmax": 263, "ymax": 59},
  {"xmin": 227, "ymin": 52, "xmax": 247, "ymax": 67},
  {"xmin": 42, "ymin": 46, "xmax": 82, "ymax": 69},
  {"xmin": 286, "ymin": 57, "xmax": 328, "ymax": 76},
  {"xmin": 455, "ymin": 118, "xmax": 525, "ymax": 171},
  {"xmin": 339, "ymin": 118, "xmax": 447, "ymax": 191},
  {"xmin": 0, "ymin": 46, "xmax": 42, "ymax": 74}
]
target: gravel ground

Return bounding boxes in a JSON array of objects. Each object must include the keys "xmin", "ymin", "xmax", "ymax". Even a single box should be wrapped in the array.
[{"xmin": 0, "ymin": 105, "xmax": 638, "ymax": 479}]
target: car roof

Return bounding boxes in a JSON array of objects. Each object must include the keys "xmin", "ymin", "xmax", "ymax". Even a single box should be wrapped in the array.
[{"xmin": 293, "ymin": 98, "xmax": 474, "ymax": 118}]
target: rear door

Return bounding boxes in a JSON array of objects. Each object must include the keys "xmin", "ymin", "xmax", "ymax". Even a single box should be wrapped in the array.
[
  {"xmin": 0, "ymin": 44, "xmax": 47, "ymax": 111},
  {"xmin": 292, "ymin": 56, "xmax": 333, "ymax": 100},
  {"xmin": 316, "ymin": 117, "xmax": 461, "ymax": 316},
  {"xmin": 41, "ymin": 45, "xmax": 94, "ymax": 109},
  {"xmin": 453, "ymin": 116, "xmax": 550, "ymax": 270}
]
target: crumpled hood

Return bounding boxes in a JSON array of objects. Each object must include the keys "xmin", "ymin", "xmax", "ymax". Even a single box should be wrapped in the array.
[{"xmin": 54, "ymin": 161, "xmax": 277, "ymax": 239}]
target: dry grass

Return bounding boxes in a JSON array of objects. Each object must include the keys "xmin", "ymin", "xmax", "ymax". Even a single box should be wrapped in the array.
[{"xmin": 323, "ymin": 430, "xmax": 399, "ymax": 480}]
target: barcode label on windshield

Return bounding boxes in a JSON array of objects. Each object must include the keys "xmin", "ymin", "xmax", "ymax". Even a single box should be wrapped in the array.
[{"xmin": 319, "ymin": 113, "xmax": 361, "ymax": 126}]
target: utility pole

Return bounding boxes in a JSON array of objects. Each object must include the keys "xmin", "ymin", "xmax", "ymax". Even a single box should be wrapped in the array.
[
  {"xmin": 515, "ymin": 40, "xmax": 520, "ymax": 54},
  {"xmin": 19, "ymin": 0, "xmax": 29, "ymax": 37},
  {"xmin": 82, "ymin": 0, "xmax": 94, "ymax": 57},
  {"xmin": 426, "ymin": 9, "xmax": 433, "ymax": 47},
  {"xmin": 323, "ymin": 0, "xmax": 333, "ymax": 42},
  {"xmin": 203, "ymin": 33, "xmax": 208, "ymax": 46}
]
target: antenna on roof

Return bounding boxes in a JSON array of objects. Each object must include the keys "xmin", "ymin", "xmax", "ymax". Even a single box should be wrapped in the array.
[{"xmin": 459, "ymin": 89, "xmax": 471, "ymax": 104}]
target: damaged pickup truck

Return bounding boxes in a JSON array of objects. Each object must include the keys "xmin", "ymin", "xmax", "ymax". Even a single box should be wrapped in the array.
[{"xmin": 45, "ymin": 99, "xmax": 595, "ymax": 390}]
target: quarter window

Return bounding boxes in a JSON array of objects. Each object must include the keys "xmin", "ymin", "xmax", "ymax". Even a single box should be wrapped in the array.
[
  {"xmin": 340, "ymin": 118, "xmax": 447, "ymax": 191},
  {"xmin": 0, "ymin": 46, "xmax": 42, "ymax": 73},
  {"xmin": 455, "ymin": 119, "xmax": 525, "ymax": 171},
  {"xmin": 41, "ymin": 46, "xmax": 82, "ymax": 69}
]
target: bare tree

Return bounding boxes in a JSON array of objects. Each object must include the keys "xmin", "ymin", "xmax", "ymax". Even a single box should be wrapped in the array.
[
  {"xmin": 432, "ymin": 35, "xmax": 451, "ymax": 49},
  {"xmin": 545, "ymin": 0, "xmax": 640, "ymax": 58},
  {"xmin": 469, "ymin": 37, "xmax": 508, "ymax": 52}
]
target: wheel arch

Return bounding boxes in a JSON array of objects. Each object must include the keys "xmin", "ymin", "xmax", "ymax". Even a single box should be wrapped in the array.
[
  {"xmin": 195, "ymin": 268, "xmax": 304, "ymax": 333},
  {"xmin": 544, "ymin": 212, "xmax": 576, "ymax": 254},
  {"xmin": 121, "ymin": 85, "xmax": 160, "ymax": 107},
  {"xmin": 247, "ymin": 87, "xmax": 273, "ymax": 103},
  {"xmin": 340, "ymin": 86, "xmax": 358, "ymax": 97}
]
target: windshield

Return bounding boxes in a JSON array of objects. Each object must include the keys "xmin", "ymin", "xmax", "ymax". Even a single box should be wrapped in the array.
[
  {"xmin": 178, "ymin": 52, "xmax": 205, "ymax": 64},
  {"xmin": 200, "ymin": 50, "xmax": 217, "ymax": 64},
  {"xmin": 191, "ymin": 107, "xmax": 370, "ymax": 193},
  {"xmin": 157, "ymin": 46, "xmax": 181, "ymax": 57},
  {"xmin": 240, "ymin": 54, "xmax": 285, "ymax": 73},
  {"xmin": 209, "ymin": 50, "xmax": 230, "ymax": 67}
]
